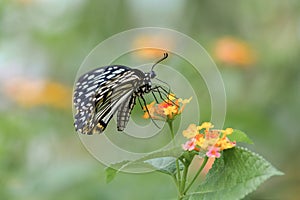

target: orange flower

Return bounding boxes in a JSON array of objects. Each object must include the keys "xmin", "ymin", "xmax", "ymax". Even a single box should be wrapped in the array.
[
  {"xmin": 133, "ymin": 35, "xmax": 173, "ymax": 59},
  {"xmin": 143, "ymin": 94, "xmax": 191, "ymax": 121},
  {"xmin": 194, "ymin": 134, "xmax": 205, "ymax": 146},
  {"xmin": 142, "ymin": 102, "xmax": 156, "ymax": 119},
  {"xmin": 182, "ymin": 122, "xmax": 236, "ymax": 157},
  {"xmin": 3, "ymin": 78, "xmax": 72, "ymax": 109},
  {"xmin": 214, "ymin": 36, "xmax": 256, "ymax": 66}
]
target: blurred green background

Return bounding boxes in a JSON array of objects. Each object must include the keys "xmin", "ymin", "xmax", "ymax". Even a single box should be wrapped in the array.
[{"xmin": 1, "ymin": 0, "xmax": 299, "ymax": 199}]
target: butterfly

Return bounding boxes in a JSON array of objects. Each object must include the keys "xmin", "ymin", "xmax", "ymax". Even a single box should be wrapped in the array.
[{"xmin": 73, "ymin": 53, "xmax": 169, "ymax": 135}]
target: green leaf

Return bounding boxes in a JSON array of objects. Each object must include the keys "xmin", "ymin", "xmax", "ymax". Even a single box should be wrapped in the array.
[
  {"xmin": 145, "ymin": 157, "xmax": 184, "ymax": 175},
  {"xmin": 105, "ymin": 160, "xmax": 155, "ymax": 183},
  {"xmin": 227, "ymin": 129, "xmax": 253, "ymax": 144},
  {"xmin": 105, "ymin": 160, "xmax": 129, "ymax": 183},
  {"xmin": 105, "ymin": 166, "xmax": 117, "ymax": 183},
  {"xmin": 186, "ymin": 147, "xmax": 283, "ymax": 200},
  {"xmin": 105, "ymin": 147, "xmax": 183, "ymax": 183},
  {"xmin": 134, "ymin": 147, "xmax": 183, "ymax": 162}
]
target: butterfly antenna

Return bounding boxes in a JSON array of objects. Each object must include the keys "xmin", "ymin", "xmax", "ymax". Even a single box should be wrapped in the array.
[{"xmin": 151, "ymin": 52, "xmax": 168, "ymax": 71}]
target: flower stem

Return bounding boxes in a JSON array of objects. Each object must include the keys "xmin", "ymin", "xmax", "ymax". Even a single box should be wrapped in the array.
[
  {"xmin": 168, "ymin": 120, "xmax": 175, "ymax": 139},
  {"xmin": 167, "ymin": 121, "xmax": 182, "ymax": 196},
  {"xmin": 180, "ymin": 163, "xmax": 189, "ymax": 194},
  {"xmin": 183, "ymin": 156, "xmax": 209, "ymax": 194},
  {"xmin": 172, "ymin": 174, "xmax": 180, "ymax": 193}
]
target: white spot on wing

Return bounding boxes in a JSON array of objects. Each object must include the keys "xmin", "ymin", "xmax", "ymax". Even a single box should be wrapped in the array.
[
  {"xmin": 95, "ymin": 69, "xmax": 104, "ymax": 73},
  {"xmin": 86, "ymin": 84, "xmax": 98, "ymax": 92},
  {"xmin": 88, "ymin": 74, "xmax": 95, "ymax": 80},
  {"xmin": 85, "ymin": 91, "xmax": 94, "ymax": 97},
  {"xmin": 83, "ymin": 74, "xmax": 89, "ymax": 79},
  {"xmin": 106, "ymin": 74, "xmax": 115, "ymax": 79},
  {"xmin": 113, "ymin": 69, "xmax": 125, "ymax": 74}
]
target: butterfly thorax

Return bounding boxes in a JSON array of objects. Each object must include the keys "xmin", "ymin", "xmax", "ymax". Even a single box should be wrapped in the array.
[{"xmin": 132, "ymin": 70, "xmax": 155, "ymax": 96}]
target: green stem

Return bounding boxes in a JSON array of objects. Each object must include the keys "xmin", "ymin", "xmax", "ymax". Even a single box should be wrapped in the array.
[
  {"xmin": 168, "ymin": 120, "xmax": 175, "ymax": 139},
  {"xmin": 172, "ymin": 174, "xmax": 180, "ymax": 192},
  {"xmin": 175, "ymin": 160, "xmax": 181, "ymax": 189},
  {"xmin": 183, "ymin": 156, "xmax": 209, "ymax": 194},
  {"xmin": 180, "ymin": 163, "xmax": 189, "ymax": 194},
  {"xmin": 167, "ymin": 121, "xmax": 182, "ymax": 196}
]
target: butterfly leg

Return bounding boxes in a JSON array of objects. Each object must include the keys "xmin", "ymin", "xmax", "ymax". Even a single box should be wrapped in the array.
[
  {"xmin": 137, "ymin": 96, "xmax": 144, "ymax": 110},
  {"xmin": 151, "ymin": 91, "xmax": 159, "ymax": 103},
  {"xmin": 154, "ymin": 77, "xmax": 171, "ymax": 94},
  {"xmin": 152, "ymin": 86, "xmax": 179, "ymax": 107},
  {"xmin": 139, "ymin": 95, "xmax": 161, "ymax": 129}
]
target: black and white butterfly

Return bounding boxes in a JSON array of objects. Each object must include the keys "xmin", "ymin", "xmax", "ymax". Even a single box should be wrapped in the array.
[{"xmin": 73, "ymin": 53, "xmax": 169, "ymax": 135}]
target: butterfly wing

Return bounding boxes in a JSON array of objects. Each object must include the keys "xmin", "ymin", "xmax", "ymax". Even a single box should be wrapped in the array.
[
  {"xmin": 93, "ymin": 82, "xmax": 134, "ymax": 134},
  {"xmin": 73, "ymin": 65, "xmax": 143, "ymax": 134}
]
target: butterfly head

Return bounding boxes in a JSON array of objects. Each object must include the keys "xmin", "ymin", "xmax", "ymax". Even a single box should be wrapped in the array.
[{"xmin": 149, "ymin": 70, "xmax": 156, "ymax": 79}]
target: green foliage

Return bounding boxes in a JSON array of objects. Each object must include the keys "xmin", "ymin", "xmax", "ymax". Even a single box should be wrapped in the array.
[
  {"xmin": 146, "ymin": 157, "xmax": 185, "ymax": 176},
  {"xmin": 105, "ymin": 161, "xmax": 129, "ymax": 183},
  {"xmin": 228, "ymin": 129, "xmax": 253, "ymax": 144},
  {"xmin": 105, "ymin": 147, "xmax": 183, "ymax": 183},
  {"xmin": 106, "ymin": 124, "xmax": 283, "ymax": 200},
  {"xmin": 185, "ymin": 147, "xmax": 283, "ymax": 200}
]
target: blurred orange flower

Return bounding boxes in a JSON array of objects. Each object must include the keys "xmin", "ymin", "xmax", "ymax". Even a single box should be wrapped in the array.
[
  {"xmin": 214, "ymin": 37, "xmax": 256, "ymax": 66},
  {"xmin": 3, "ymin": 78, "xmax": 72, "ymax": 109},
  {"xmin": 133, "ymin": 35, "xmax": 173, "ymax": 58}
]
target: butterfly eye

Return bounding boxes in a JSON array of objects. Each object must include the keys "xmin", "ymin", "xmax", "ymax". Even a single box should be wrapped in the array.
[{"xmin": 150, "ymin": 71, "xmax": 156, "ymax": 79}]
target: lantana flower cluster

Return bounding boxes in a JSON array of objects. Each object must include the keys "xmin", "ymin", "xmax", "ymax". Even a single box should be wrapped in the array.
[
  {"xmin": 182, "ymin": 122, "xmax": 236, "ymax": 158},
  {"xmin": 143, "ymin": 94, "xmax": 192, "ymax": 121}
]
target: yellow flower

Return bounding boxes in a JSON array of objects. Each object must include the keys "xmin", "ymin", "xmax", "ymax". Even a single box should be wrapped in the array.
[
  {"xmin": 178, "ymin": 97, "xmax": 192, "ymax": 113},
  {"xmin": 198, "ymin": 122, "xmax": 214, "ymax": 131},
  {"xmin": 222, "ymin": 128, "xmax": 233, "ymax": 137},
  {"xmin": 182, "ymin": 124, "xmax": 199, "ymax": 139},
  {"xmin": 168, "ymin": 93, "xmax": 176, "ymax": 101},
  {"xmin": 178, "ymin": 97, "xmax": 192, "ymax": 104},
  {"xmin": 216, "ymin": 137, "xmax": 236, "ymax": 150},
  {"xmin": 195, "ymin": 134, "xmax": 205, "ymax": 146},
  {"xmin": 199, "ymin": 130, "xmax": 219, "ymax": 150},
  {"xmin": 163, "ymin": 105, "xmax": 178, "ymax": 118},
  {"xmin": 142, "ymin": 102, "xmax": 156, "ymax": 119},
  {"xmin": 182, "ymin": 122, "xmax": 236, "ymax": 155},
  {"xmin": 142, "ymin": 94, "xmax": 191, "ymax": 121}
]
